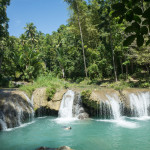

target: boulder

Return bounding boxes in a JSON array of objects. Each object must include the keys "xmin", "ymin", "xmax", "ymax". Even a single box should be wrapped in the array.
[
  {"xmin": 36, "ymin": 146, "xmax": 72, "ymax": 150},
  {"xmin": 78, "ymin": 112, "xmax": 89, "ymax": 120}
]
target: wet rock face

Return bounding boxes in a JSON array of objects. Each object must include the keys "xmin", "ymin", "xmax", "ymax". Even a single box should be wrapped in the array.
[
  {"xmin": 0, "ymin": 89, "xmax": 33, "ymax": 130},
  {"xmin": 78, "ymin": 112, "xmax": 89, "ymax": 120},
  {"xmin": 72, "ymin": 92, "xmax": 89, "ymax": 119},
  {"xmin": 33, "ymin": 88, "xmax": 67, "ymax": 117},
  {"xmin": 81, "ymin": 89, "xmax": 150, "ymax": 118}
]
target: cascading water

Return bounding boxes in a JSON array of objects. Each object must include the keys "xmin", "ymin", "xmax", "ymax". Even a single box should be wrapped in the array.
[
  {"xmin": 72, "ymin": 93, "xmax": 88, "ymax": 119},
  {"xmin": 0, "ymin": 112, "xmax": 7, "ymax": 130},
  {"xmin": 99, "ymin": 94, "xmax": 122, "ymax": 120},
  {"xmin": 129, "ymin": 92, "xmax": 150, "ymax": 118},
  {"xmin": 16, "ymin": 102, "xmax": 23, "ymax": 126},
  {"xmin": 0, "ymin": 92, "xmax": 35, "ymax": 131},
  {"xmin": 0, "ymin": 119, "xmax": 7, "ymax": 131},
  {"xmin": 98, "ymin": 94, "xmax": 137, "ymax": 128},
  {"xmin": 106, "ymin": 95, "xmax": 121, "ymax": 120},
  {"xmin": 58, "ymin": 90, "xmax": 75, "ymax": 119},
  {"xmin": 23, "ymin": 93, "xmax": 34, "ymax": 120}
]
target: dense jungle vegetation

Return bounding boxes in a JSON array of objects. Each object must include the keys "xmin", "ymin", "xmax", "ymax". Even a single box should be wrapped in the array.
[{"xmin": 0, "ymin": 0, "xmax": 150, "ymax": 89}]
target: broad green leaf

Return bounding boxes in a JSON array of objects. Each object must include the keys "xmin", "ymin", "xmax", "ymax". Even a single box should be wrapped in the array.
[
  {"xmin": 112, "ymin": 11, "xmax": 122, "ymax": 17},
  {"xmin": 127, "ymin": 1, "xmax": 132, "ymax": 8},
  {"xmin": 123, "ymin": 35, "xmax": 136, "ymax": 46},
  {"xmin": 132, "ymin": 0, "xmax": 140, "ymax": 5},
  {"xmin": 125, "ymin": 26, "xmax": 135, "ymax": 33},
  {"xmin": 140, "ymin": 26, "xmax": 148, "ymax": 35},
  {"xmin": 126, "ymin": 10, "xmax": 134, "ymax": 22},
  {"xmin": 142, "ymin": 19, "xmax": 149, "ymax": 25},
  {"xmin": 146, "ymin": 40, "xmax": 150, "ymax": 46},
  {"xmin": 133, "ymin": 6, "xmax": 142, "ymax": 15},
  {"xmin": 118, "ymin": 16, "xmax": 124, "ymax": 24},
  {"xmin": 137, "ymin": 35, "xmax": 144, "ymax": 47},
  {"xmin": 112, "ymin": 3, "xmax": 125, "ymax": 10},
  {"xmin": 143, "ymin": 7, "xmax": 150, "ymax": 18},
  {"xmin": 134, "ymin": 15, "xmax": 141, "ymax": 23},
  {"xmin": 132, "ymin": 22, "xmax": 140, "ymax": 33}
]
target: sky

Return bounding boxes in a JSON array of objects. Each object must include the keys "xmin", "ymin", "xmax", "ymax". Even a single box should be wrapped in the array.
[{"xmin": 7, "ymin": 0, "xmax": 69, "ymax": 37}]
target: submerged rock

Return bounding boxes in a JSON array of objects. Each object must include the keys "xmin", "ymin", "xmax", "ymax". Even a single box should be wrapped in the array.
[
  {"xmin": 78, "ymin": 112, "xmax": 89, "ymax": 120},
  {"xmin": 36, "ymin": 146, "xmax": 72, "ymax": 150}
]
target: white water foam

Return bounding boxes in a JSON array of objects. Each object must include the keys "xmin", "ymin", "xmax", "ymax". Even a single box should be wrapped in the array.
[
  {"xmin": 5, "ymin": 121, "xmax": 35, "ymax": 132},
  {"xmin": 96, "ymin": 119, "xmax": 138, "ymax": 129},
  {"xmin": 129, "ymin": 116, "xmax": 150, "ymax": 121}
]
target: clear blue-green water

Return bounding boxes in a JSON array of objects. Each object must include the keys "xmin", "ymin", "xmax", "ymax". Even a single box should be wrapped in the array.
[{"xmin": 0, "ymin": 116, "xmax": 150, "ymax": 150}]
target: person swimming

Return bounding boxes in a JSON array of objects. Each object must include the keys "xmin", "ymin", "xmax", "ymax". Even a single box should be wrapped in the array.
[{"xmin": 63, "ymin": 126, "xmax": 72, "ymax": 130}]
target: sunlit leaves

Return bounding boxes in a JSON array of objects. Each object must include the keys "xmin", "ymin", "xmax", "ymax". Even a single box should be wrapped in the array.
[{"xmin": 112, "ymin": 0, "xmax": 150, "ymax": 47}]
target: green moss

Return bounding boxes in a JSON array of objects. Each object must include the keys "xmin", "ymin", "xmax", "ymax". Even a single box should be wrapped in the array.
[
  {"xmin": 81, "ymin": 90, "xmax": 98, "ymax": 109},
  {"xmin": 81, "ymin": 90, "xmax": 91, "ymax": 103},
  {"xmin": 46, "ymin": 87, "xmax": 56, "ymax": 101}
]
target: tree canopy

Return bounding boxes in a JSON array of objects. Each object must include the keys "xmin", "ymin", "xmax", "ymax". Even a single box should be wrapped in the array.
[{"xmin": 0, "ymin": 0, "xmax": 150, "ymax": 88}]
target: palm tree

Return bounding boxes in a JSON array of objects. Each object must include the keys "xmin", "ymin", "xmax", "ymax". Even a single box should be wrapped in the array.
[{"xmin": 24, "ymin": 23, "xmax": 37, "ymax": 49}]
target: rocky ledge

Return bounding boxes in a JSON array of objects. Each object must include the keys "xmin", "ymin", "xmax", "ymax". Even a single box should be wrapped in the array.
[{"xmin": 0, "ymin": 89, "xmax": 33, "ymax": 130}]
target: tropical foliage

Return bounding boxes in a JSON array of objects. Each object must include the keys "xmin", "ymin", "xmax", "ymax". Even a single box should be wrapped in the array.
[{"xmin": 0, "ymin": 0, "xmax": 150, "ymax": 88}]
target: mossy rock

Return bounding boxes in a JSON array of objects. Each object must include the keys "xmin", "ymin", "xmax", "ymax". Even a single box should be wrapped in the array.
[{"xmin": 46, "ymin": 87, "xmax": 56, "ymax": 101}]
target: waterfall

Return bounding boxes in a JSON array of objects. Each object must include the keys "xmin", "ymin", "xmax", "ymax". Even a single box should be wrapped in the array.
[
  {"xmin": 23, "ymin": 93, "xmax": 34, "ymax": 119},
  {"xmin": 0, "ymin": 112, "xmax": 7, "ymax": 130},
  {"xmin": 72, "ymin": 93, "xmax": 88, "ymax": 119},
  {"xmin": 0, "ymin": 119, "xmax": 7, "ymax": 131},
  {"xmin": 58, "ymin": 90, "xmax": 75, "ymax": 119},
  {"xmin": 129, "ymin": 92, "xmax": 150, "ymax": 117},
  {"xmin": 98, "ymin": 94, "xmax": 138, "ymax": 128},
  {"xmin": 99, "ymin": 95, "xmax": 122, "ymax": 120},
  {"xmin": 106, "ymin": 95, "xmax": 121, "ymax": 120},
  {"xmin": 16, "ymin": 102, "xmax": 23, "ymax": 125}
]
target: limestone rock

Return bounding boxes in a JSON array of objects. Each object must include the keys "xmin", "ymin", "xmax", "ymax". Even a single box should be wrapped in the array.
[
  {"xmin": 0, "ymin": 89, "xmax": 33, "ymax": 130},
  {"xmin": 32, "ymin": 88, "xmax": 67, "ymax": 116},
  {"xmin": 78, "ymin": 112, "xmax": 89, "ymax": 120}
]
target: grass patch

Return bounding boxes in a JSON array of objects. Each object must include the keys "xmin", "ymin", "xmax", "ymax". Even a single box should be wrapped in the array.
[{"xmin": 20, "ymin": 73, "xmax": 68, "ymax": 97}]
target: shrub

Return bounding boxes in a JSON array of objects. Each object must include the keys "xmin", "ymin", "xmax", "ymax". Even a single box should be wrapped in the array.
[
  {"xmin": 140, "ymin": 82, "xmax": 150, "ymax": 88},
  {"xmin": 46, "ymin": 87, "xmax": 56, "ymax": 101},
  {"xmin": 81, "ymin": 90, "xmax": 91, "ymax": 103}
]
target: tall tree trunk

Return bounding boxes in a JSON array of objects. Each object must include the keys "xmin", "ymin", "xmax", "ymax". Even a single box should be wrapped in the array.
[
  {"xmin": 76, "ymin": 3, "xmax": 88, "ymax": 77},
  {"xmin": 126, "ymin": 64, "xmax": 128, "ymax": 80},
  {"xmin": 0, "ymin": 55, "xmax": 2, "ymax": 74},
  {"xmin": 110, "ymin": 31, "xmax": 118, "ymax": 82},
  {"xmin": 0, "ymin": 44, "xmax": 4, "ymax": 74},
  {"xmin": 131, "ymin": 60, "xmax": 134, "ymax": 74},
  {"xmin": 62, "ymin": 68, "xmax": 65, "ymax": 78},
  {"xmin": 120, "ymin": 58, "xmax": 123, "ymax": 75},
  {"xmin": 146, "ymin": 65, "xmax": 149, "ymax": 75}
]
